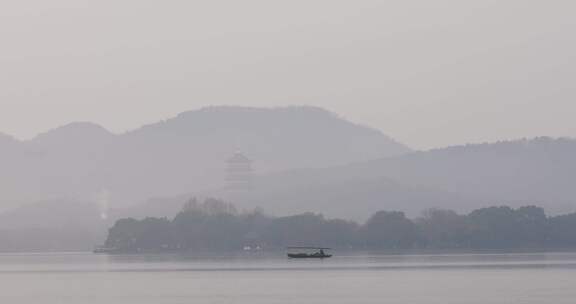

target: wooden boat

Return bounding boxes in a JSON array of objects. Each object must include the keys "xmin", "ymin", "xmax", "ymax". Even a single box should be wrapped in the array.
[
  {"xmin": 287, "ymin": 247, "xmax": 332, "ymax": 259},
  {"xmin": 92, "ymin": 246, "xmax": 117, "ymax": 254},
  {"xmin": 287, "ymin": 253, "xmax": 332, "ymax": 259}
]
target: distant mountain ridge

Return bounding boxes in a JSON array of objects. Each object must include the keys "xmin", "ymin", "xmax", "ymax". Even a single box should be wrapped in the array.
[
  {"xmin": 33, "ymin": 122, "xmax": 115, "ymax": 143},
  {"xmin": 0, "ymin": 132, "xmax": 17, "ymax": 143},
  {"xmin": 218, "ymin": 137, "xmax": 576, "ymax": 220},
  {"xmin": 5, "ymin": 106, "xmax": 574, "ymax": 223},
  {"xmin": 0, "ymin": 106, "xmax": 410, "ymax": 210}
]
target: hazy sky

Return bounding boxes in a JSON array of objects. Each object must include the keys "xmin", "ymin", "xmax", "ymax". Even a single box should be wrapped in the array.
[{"xmin": 1, "ymin": 0, "xmax": 575, "ymax": 149}]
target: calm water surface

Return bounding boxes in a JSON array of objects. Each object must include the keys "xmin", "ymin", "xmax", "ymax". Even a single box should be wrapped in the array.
[{"xmin": 0, "ymin": 252, "xmax": 575, "ymax": 303}]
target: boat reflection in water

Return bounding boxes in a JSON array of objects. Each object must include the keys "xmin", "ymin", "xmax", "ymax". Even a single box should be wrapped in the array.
[{"xmin": 287, "ymin": 247, "xmax": 332, "ymax": 259}]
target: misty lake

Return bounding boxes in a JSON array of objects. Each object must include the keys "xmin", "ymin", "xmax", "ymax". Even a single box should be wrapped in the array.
[{"xmin": 1, "ymin": 252, "xmax": 575, "ymax": 303}]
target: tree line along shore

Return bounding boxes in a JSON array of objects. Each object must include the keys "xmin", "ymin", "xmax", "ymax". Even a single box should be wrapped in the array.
[{"xmin": 103, "ymin": 198, "xmax": 576, "ymax": 253}]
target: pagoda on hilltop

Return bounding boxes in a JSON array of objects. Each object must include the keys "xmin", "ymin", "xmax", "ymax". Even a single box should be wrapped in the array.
[{"xmin": 225, "ymin": 152, "xmax": 253, "ymax": 191}]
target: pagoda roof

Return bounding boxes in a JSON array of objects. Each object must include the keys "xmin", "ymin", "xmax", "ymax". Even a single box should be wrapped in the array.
[{"xmin": 227, "ymin": 152, "xmax": 251, "ymax": 163}]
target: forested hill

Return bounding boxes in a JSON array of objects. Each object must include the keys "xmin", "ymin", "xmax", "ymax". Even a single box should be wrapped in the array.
[
  {"xmin": 336, "ymin": 137, "xmax": 576, "ymax": 211},
  {"xmin": 0, "ymin": 106, "xmax": 409, "ymax": 210},
  {"xmin": 223, "ymin": 137, "xmax": 576, "ymax": 219}
]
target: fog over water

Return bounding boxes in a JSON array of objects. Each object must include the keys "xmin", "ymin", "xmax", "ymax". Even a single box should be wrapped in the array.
[
  {"xmin": 1, "ymin": 1, "xmax": 575, "ymax": 302},
  {"xmin": 1, "ymin": 252, "xmax": 576, "ymax": 303}
]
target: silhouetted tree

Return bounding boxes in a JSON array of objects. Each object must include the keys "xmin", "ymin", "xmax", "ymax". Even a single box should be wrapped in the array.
[
  {"xmin": 263, "ymin": 213, "xmax": 327, "ymax": 247},
  {"xmin": 548, "ymin": 213, "xmax": 576, "ymax": 247},
  {"xmin": 514, "ymin": 206, "xmax": 548, "ymax": 248},
  {"xmin": 104, "ymin": 200, "xmax": 576, "ymax": 252},
  {"xmin": 417, "ymin": 208, "xmax": 468, "ymax": 249},
  {"xmin": 360, "ymin": 211, "xmax": 419, "ymax": 249},
  {"xmin": 105, "ymin": 218, "xmax": 141, "ymax": 251},
  {"xmin": 468, "ymin": 206, "xmax": 519, "ymax": 248},
  {"xmin": 133, "ymin": 217, "xmax": 173, "ymax": 250}
]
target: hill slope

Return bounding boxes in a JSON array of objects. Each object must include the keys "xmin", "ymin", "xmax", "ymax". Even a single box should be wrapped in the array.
[
  {"xmin": 219, "ymin": 137, "xmax": 576, "ymax": 219},
  {"xmin": 0, "ymin": 106, "xmax": 409, "ymax": 209}
]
